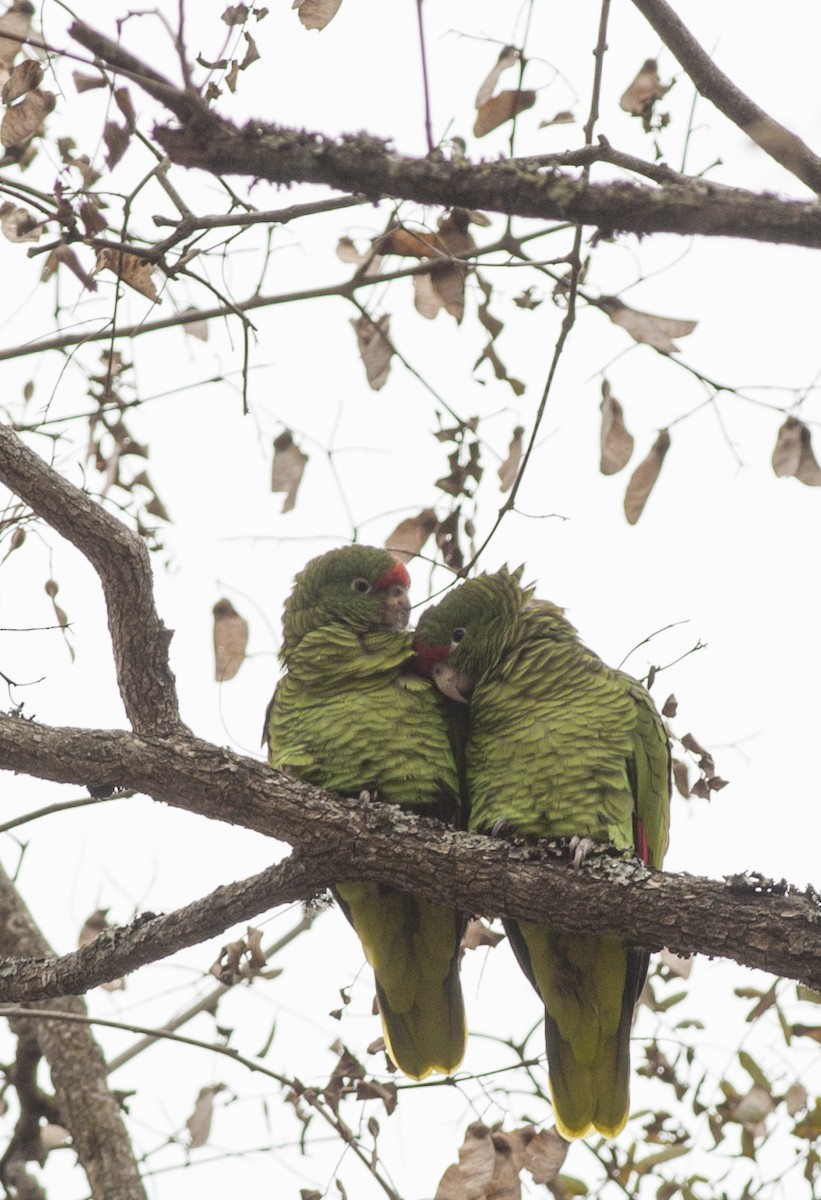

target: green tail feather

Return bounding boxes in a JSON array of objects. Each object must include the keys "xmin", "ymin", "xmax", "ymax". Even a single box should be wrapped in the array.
[
  {"xmin": 336, "ymin": 883, "xmax": 466, "ymax": 1080},
  {"xmin": 507, "ymin": 921, "xmax": 646, "ymax": 1139}
]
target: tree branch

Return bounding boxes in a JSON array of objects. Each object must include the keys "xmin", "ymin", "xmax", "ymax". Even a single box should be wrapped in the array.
[
  {"xmin": 0, "ymin": 715, "xmax": 818, "ymax": 992},
  {"xmin": 67, "ymin": 22, "xmax": 821, "ymax": 251},
  {"xmin": 0, "ymin": 863, "xmax": 147, "ymax": 1200},
  {"xmin": 0, "ymin": 425, "xmax": 181, "ymax": 736},
  {"xmin": 629, "ymin": 0, "xmax": 821, "ymax": 194},
  {"xmin": 0, "ymin": 851, "xmax": 328, "ymax": 1002}
]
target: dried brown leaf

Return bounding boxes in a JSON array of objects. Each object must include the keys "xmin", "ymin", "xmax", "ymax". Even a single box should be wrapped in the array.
[
  {"xmin": 350, "ymin": 313, "xmax": 392, "ymax": 390},
  {"xmin": 620, "ymin": 58, "xmax": 671, "ymax": 118},
  {"xmin": 785, "ymin": 1082, "xmax": 808, "ymax": 1116},
  {"xmin": 2, "ymin": 57, "xmax": 41, "ymax": 103},
  {"xmin": 661, "ymin": 693, "xmax": 677, "ymax": 718},
  {"xmin": 0, "ymin": 1, "xmax": 33, "ymax": 72},
  {"xmin": 79, "ymin": 198, "xmax": 108, "ymax": 236},
  {"xmin": 103, "ymin": 120, "xmax": 130, "ymax": 169},
  {"xmin": 672, "ymin": 758, "xmax": 690, "ymax": 797},
  {"xmin": 213, "ymin": 597, "xmax": 249, "ymax": 682},
  {"xmin": 384, "ymin": 508, "xmax": 438, "ymax": 562},
  {"xmin": 498, "ymin": 426, "xmax": 524, "ymax": 493},
  {"xmin": 539, "ymin": 110, "xmax": 574, "ymax": 128},
  {"xmin": 461, "ymin": 918, "xmax": 504, "ymax": 951},
  {"xmin": 474, "ymin": 89, "xmax": 536, "ymax": 138},
  {"xmin": 475, "ymin": 45, "xmax": 519, "ymax": 109},
  {"xmin": 186, "ymin": 1084, "xmax": 225, "ymax": 1149},
  {"xmin": 513, "ymin": 287, "xmax": 541, "ymax": 310},
  {"xmin": 457, "ymin": 1123, "xmax": 496, "ymax": 1197},
  {"xmin": 623, "ymin": 429, "xmax": 670, "ymax": 525},
  {"xmin": 507, "ymin": 1125, "xmax": 568, "ymax": 1184},
  {"xmin": 114, "ymin": 86, "xmax": 136, "ymax": 131},
  {"xmin": 599, "ymin": 380, "xmax": 634, "ymax": 475},
  {"xmin": 428, "ymin": 262, "xmax": 466, "ymax": 322},
  {"xmin": 221, "ymin": 4, "xmax": 249, "ymax": 24},
  {"xmin": 271, "ymin": 430, "xmax": 308, "ymax": 513},
  {"xmin": 435, "ymin": 509, "xmax": 463, "ymax": 571},
  {"xmin": 78, "ymin": 908, "xmax": 108, "ymax": 947},
  {"xmin": 293, "ymin": 0, "xmax": 343, "ymax": 31},
  {"xmin": 41, "ymin": 244, "xmax": 96, "ymax": 290},
  {"xmin": 681, "ymin": 731, "xmax": 715, "ymax": 776},
  {"xmin": 475, "ymin": 341, "xmax": 525, "ymax": 396},
  {"xmin": 414, "ymin": 272, "xmax": 444, "ymax": 320},
  {"xmin": 240, "ymin": 32, "xmax": 260, "ymax": 69},
  {"xmin": 354, "ymin": 1079, "xmax": 397, "ymax": 1114},
  {"xmin": 0, "ymin": 200, "xmax": 42, "ymax": 242},
  {"xmin": 772, "ymin": 416, "xmax": 821, "ymax": 486},
  {"xmin": 0, "ymin": 87, "xmax": 55, "ymax": 149},
  {"xmin": 180, "ymin": 307, "xmax": 209, "ymax": 341},
  {"xmin": 72, "ymin": 70, "xmax": 105, "ymax": 93},
  {"xmin": 600, "ymin": 297, "xmax": 696, "ymax": 354},
  {"xmin": 95, "ymin": 249, "xmax": 160, "ymax": 302}
]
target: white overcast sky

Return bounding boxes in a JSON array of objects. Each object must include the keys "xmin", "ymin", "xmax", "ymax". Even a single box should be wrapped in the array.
[{"xmin": 1, "ymin": 2, "xmax": 820, "ymax": 1197}]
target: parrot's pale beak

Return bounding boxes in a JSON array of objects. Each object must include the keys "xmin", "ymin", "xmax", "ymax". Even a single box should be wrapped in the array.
[
  {"xmin": 380, "ymin": 585, "xmax": 411, "ymax": 630},
  {"xmin": 431, "ymin": 661, "xmax": 472, "ymax": 704}
]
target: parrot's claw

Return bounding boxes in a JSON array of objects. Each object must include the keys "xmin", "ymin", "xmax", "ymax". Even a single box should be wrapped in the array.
[{"xmin": 569, "ymin": 835, "xmax": 595, "ymax": 872}]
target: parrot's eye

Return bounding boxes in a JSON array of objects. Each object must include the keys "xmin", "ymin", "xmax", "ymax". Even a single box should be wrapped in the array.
[
  {"xmin": 451, "ymin": 627, "xmax": 466, "ymax": 644},
  {"xmin": 351, "ymin": 578, "xmax": 372, "ymax": 594}
]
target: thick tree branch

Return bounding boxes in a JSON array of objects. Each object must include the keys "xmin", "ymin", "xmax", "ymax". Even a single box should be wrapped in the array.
[
  {"xmin": 0, "ymin": 863, "xmax": 147, "ymax": 1200},
  {"xmin": 0, "ymin": 425, "xmax": 181, "ymax": 736},
  {"xmin": 630, "ymin": 0, "xmax": 821, "ymax": 194},
  {"xmin": 0, "ymin": 715, "xmax": 819, "ymax": 992},
  {"xmin": 68, "ymin": 21, "xmax": 821, "ymax": 251},
  {"xmin": 0, "ymin": 851, "xmax": 328, "ymax": 1003}
]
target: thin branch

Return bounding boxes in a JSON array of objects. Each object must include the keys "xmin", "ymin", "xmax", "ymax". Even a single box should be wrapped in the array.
[
  {"xmin": 0, "ymin": 851, "xmax": 327, "ymax": 1003},
  {"xmin": 629, "ymin": 0, "xmax": 821, "ymax": 194},
  {"xmin": 0, "ymin": 424, "xmax": 182, "ymax": 736},
  {"xmin": 0, "ymin": 715, "xmax": 818, "ymax": 990}
]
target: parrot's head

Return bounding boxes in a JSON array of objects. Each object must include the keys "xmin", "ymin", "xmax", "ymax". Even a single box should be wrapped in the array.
[
  {"xmin": 414, "ymin": 567, "xmax": 530, "ymax": 703},
  {"xmin": 281, "ymin": 546, "xmax": 411, "ymax": 653}
]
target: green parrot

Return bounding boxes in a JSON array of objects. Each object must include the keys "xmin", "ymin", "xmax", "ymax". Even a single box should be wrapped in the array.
[
  {"xmin": 413, "ymin": 567, "xmax": 670, "ymax": 1138},
  {"xmin": 264, "ymin": 545, "xmax": 467, "ymax": 1080}
]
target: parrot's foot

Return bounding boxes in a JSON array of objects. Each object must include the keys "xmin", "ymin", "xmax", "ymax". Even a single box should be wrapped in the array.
[
  {"xmin": 568, "ymin": 835, "xmax": 596, "ymax": 872},
  {"xmin": 490, "ymin": 817, "xmax": 519, "ymax": 839}
]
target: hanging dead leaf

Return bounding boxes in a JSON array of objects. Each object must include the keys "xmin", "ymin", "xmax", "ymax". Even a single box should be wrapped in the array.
[
  {"xmin": 455, "ymin": 1123, "xmax": 496, "ymax": 1196},
  {"xmin": 213, "ymin": 597, "xmax": 249, "ymax": 682},
  {"xmin": 661, "ymin": 693, "xmax": 677, "ymax": 718},
  {"xmin": 785, "ymin": 1083, "xmax": 809, "ymax": 1116},
  {"xmin": 620, "ymin": 58, "xmax": 671, "ymax": 123},
  {"xmin": 384, "ymin": 509, "xmax": 438, "ymax": 562},
  {"xmin": 507, "ymin": 1125, "xmax": 568, "ymax": 1184},
  {"xmin": 771, "ymin": 416, "xmax": 821, "ymax": 485},
  {"xmin": 73, "ymin": 70, "xmax": 106, "ymax": 93},
  {"xmin": 78, "ymin": 907, "xmax": 109, "ymax": 948},
  {"xmin": 180, "ymin": 307, "xmax": 209, "ymax": 340},
  {"xmin": 539, "ymin": 110, "xmax": 574, "ymax": 128},
  {"xmin": 0, "ymin": 200, "xmax": 42, "ymax": 241},
  {"xmin": 0, "ymin": 0, "xmax": 33, "ymax": 73},
  {"xmin": 186, "ymin": 1084, "xmax": 226, "ymax": 1149},
  {"xmin": 428, "ymin": 262, "xmax": 466, "ymax": 322},
  {"xmin": 1, "ymin": 57, "xmax": 41, "ymax": 103},
  {"xmin": 41, "ymin": 244, "xmax": 96, "ymax": 290},
  {"xmin": 672, "ymin": 758, "xmax": 690, "ymax": 797},
  {"xmin": 103, "ymin": 120, "xmax": 130, "ymax": 169},
  {"xmin": 435, "ymin": 508, "xmax": 464, "ymax": 571},
  {"xmin": 513, "ymin": 287, "xmax": 541, "ymax": 310},
  {"xmin": 225, "ymin": 60, "xmax": 239, "ymax": 93},
  {"xmin": 474, "ymin": 89, "xmax": 536, "ymax": 138},
  {"xmin": 293, "ymin": 0, "xmax": 342, "ymax": 31},
  {"xmin": 221, "ymin": 3, "xmax": 248, "ymax": 23},
  {"xmin": 681, "ymin": 731, "xmax": 715, "ymax": 777},
  {"xmin": 474, "ymin": 340, "xmax": 525, "ymax": 396},
  {"xmin": 475, "ymin": 45, "xmax": 519, "ymax": 109},
  {"xmin": 461, "ymin": 918, "xmax": 504, "ymax": 951},
  {"xmin": 600, "ymin": 297, "xmax": 696, "ymax": 353},
  {"xmin": 240, "ymin": 32, "xmax": 260, "ymax": 69},
  {"xmin": 95, "ymin": 249, "xmax": 160, "ymax": 303},
  {"xmin": 271, "ymin": 430, "xmax": 308, "ymax": 513},
  {"xmin": 498, "ymin": 426, "xmax": 524, "ymax": 492},
  {"xmin": 599, "ymin": 380, "xmax": 634, "ymax": 474},
  {"xmin": 0, "ymin": 87, "xmax": 55, "ymax": 149},
  {"xmin": 732, "ymin": 1084, "xmax": 775, "ymax": 1136},
  {"xmin": 350, "ymin": 313, "xmax": 392, "ymax": 390},
  {"xmin": 623, "ymin": 429, "xmax": 670, "ymax": 525},
  {"xmin": 355, "ymin": 1079, "xmax": 397, "ymax": 1114},
  {"xmin": 79, "ymin": 197, "xmax": 108, "ymax": 236}
]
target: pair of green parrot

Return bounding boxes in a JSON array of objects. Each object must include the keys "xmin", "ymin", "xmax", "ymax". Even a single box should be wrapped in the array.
[{"xmin": 265, "ymin": 545, "xmax": 671, "ymax": 1141}]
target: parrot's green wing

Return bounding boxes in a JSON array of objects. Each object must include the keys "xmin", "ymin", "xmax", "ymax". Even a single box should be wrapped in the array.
[
  {"xmin": 267, "ymin": 548, "xmax": 467, "ymax": 1080},
  {"xmin": 414, "ymin": 570, "xmax": 671, "ymax": 1135}
]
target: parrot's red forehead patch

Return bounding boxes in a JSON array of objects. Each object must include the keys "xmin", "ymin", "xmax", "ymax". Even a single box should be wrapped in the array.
[
  {"xmin": 376, "ymin": 560, "xmax": 411, "ymax": 592},
  {"xmin": 413, "ymin": 640, "xmax": 449, "ymax": 678}
]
